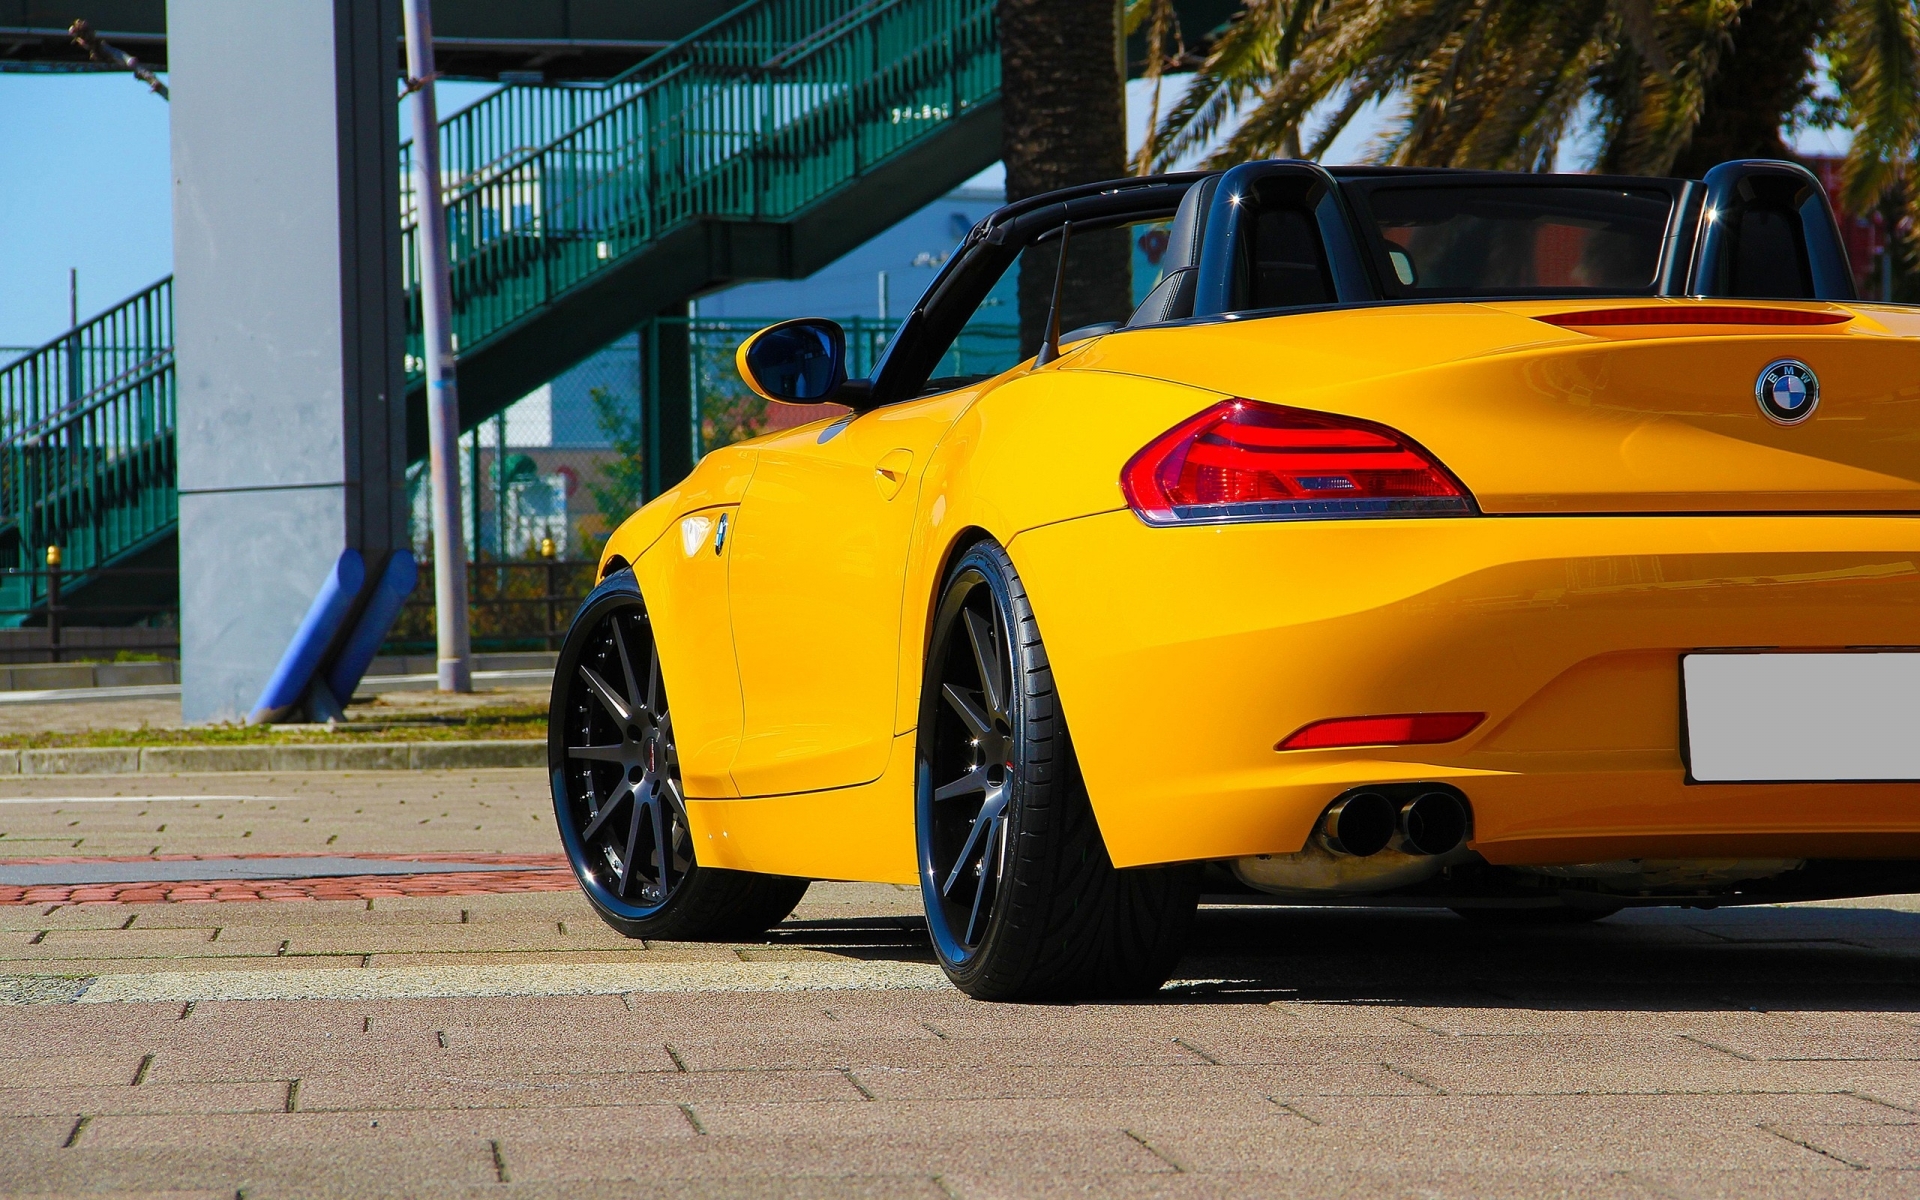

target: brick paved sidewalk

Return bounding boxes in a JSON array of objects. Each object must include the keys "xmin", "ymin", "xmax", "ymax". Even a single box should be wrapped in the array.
[{"xmin": 0, "ymin": 771, "xmax": 1917, "ymax": 1198}]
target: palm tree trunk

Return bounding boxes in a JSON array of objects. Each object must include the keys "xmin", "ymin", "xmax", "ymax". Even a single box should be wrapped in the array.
[
  {"xmin": 999, "ymin": 0, "xmax": 1133, "ymax": 357},
  {"xmin": 1670, "ymin": 0, "xmax": 1835, "ymax": 178}
]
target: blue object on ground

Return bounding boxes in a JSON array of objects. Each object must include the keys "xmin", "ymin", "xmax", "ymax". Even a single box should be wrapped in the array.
[
  {"xmin": 324, "ymin": 549, "xmax": 419, "ymax": 703},
  {"xmin": 246, "ymin": 550, "xmax": 366, "ymax": 725}
]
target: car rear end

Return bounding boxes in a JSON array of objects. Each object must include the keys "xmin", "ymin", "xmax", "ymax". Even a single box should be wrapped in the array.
[{"xmin": 1006, "ymin": 299, "xmax": 1920, "ymax": 902}]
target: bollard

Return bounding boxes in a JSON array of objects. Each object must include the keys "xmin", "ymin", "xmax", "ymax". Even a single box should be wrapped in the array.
[
  {"xmin": 540, "ymin": 536, "xmax": 558, "ymax": 649},
  {"xmin": 44, "ymin": 545, "xmax": 61, "ymax": 663}
]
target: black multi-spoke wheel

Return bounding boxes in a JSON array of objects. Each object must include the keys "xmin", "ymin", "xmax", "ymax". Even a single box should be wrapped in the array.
[
  {"xmin": 551, "ymin": 569, "xmax": 809, "ymax": 940},
  {"xmin": 922, "ymin": 565, "xmax": 1017, "ymax": 955},
  {"xmin": 916, "ymin": 541, "xmax": 1199, "ymax": 1001}
]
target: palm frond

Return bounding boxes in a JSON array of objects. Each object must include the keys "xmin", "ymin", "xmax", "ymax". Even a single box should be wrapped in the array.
[{"xmin": 1832, "ymin": 0, "xmax": 1920, "ymax": 215}]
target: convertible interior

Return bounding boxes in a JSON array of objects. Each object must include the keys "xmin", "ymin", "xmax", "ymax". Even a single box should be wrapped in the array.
[{"xmin": 864, "ymin": 159, "xmax": 1855, "ymax": 405}]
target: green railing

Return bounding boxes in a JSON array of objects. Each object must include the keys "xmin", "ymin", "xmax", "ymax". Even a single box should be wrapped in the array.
[
  {"xmin": 400, "ymin": 0, "xmax": 998, "ymax": 377},
  {"xmin": 0, "ymin": 0, "xmax": 1000, "ymax": 597},
  {"xmin": 0, "ymin": 278, "xmax": 176, "ymax": 604},
  {"xmin": 665, "ymin": 314, "xmax": 1020, "ymax": 459}
]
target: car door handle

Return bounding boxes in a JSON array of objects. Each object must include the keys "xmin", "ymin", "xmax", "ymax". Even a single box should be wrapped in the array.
[{"xmin": 874, "ymin": 449, "xmax": 913, "ymax": 500}]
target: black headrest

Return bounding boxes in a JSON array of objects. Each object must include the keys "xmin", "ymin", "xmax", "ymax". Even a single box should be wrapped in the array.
[
  {"xmin": 1125, "ymin": 175, "xmax": 1217, "ymax": 327},
  {"xmin": 1160, "ymin": 175, "xmax": 1216, "ymax": 275}
]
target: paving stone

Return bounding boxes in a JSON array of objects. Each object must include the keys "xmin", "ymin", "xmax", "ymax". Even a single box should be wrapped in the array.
[
  {"xmin": 0, "ymin": 1080, "xmax": 292, "ymax": 1116},
  {"xmin": 0, "ymin": 1142, "xmax": 499, "ymax": 1196},
  {"xmin": 1760, "ymin": 1118, "xmax": 1920, "ymax": 1170},
  {"xmin": 842, "ymin": 1062, "xmax": 1429, "ymax": 1102},
  {"xmin": 292, "ymin": 1067, "xmax": 864, "ymax": 1112},
  {"xmin": 2, "ymin": 773, "xmax": 1919, "ymax": 1197},
  {"xmin": 498, "ymin": 1128, "xmax": 1172, "ymax": 1182},
  {"xmin": 0, "ymin": 1053, "xmax": 152, "ymax": 1087}
]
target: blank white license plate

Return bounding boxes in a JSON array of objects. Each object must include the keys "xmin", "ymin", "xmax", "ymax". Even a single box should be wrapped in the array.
[{"xmin": 1683, "ymin": 652, "xmax": 1920, "ymax": 782}]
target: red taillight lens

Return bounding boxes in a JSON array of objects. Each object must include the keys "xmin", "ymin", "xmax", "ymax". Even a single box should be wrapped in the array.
[
  {"xmin": 1277, "ymin": 712, "xmax": 1485, "ymax": 751},
  {"xmin": 1121, "ymin": 400, "xmax": 1472, "ymax": 525}
]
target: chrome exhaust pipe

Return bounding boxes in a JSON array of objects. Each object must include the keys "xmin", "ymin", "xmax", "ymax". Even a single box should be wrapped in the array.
[
  {"xmin": 1397, "ymin": 791, "xmax": 1469, "ymax": 856},
  {"xmin": 1320, "ymin": 791, "xmax": 1395, "ymax": 857}
]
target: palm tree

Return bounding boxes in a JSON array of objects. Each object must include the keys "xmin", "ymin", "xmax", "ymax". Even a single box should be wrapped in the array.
[
  {"xmin": 1129, "ymin": 0, "xmax": 1920, "ymax": 228},
  {"xmin": 1000, "ymin": 0, "xmax": 1134, "ymax": 355}
]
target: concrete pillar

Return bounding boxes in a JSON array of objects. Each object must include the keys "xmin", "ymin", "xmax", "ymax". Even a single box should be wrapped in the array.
[{"xmin": 170, "ymin": 0, "xmax": 408, "ymax": 722}]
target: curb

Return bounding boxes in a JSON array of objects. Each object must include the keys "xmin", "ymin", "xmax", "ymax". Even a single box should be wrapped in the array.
[{"xmin": 0, "ymin": 741, "xmax": 545, "ymax": 776}]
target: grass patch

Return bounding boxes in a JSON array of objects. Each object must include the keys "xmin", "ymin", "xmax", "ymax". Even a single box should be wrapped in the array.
[{"xmin": 1, "ymin": 698, "xmax": 548, "ymax": 749}]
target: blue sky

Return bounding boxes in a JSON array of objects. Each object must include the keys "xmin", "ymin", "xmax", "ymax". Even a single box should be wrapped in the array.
[
  {"xmin": 0, "ymin": 70, "xmax": 1850, "ymax": 351},
  {"xmin": 0, "ymin": 74, "xmax": 174, "ymax": 350},
  {"xmin": 0, "ymin": 74, "xmax": 498, "ymax": 351}
]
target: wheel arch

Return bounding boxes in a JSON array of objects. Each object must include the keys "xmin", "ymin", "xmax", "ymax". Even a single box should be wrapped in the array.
[
  {"xmin": 907, "ymin": 526, "xmax": 1143, "ymax": 875},
  {"xmin": 897, "ymin": 521, "xmax": 1002, "ymax": 739}
]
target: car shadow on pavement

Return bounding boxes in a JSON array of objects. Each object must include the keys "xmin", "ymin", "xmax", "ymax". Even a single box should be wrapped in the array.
[
  {"xmin": 1164, "ymin": 902, "xmax": 1920, "ymax": 1013},
  {"xmin": 763, "ymin": 915, "xmax": 939, "ymax": 963},
  {"xmin": 765, "ymin": 902, "xmax": 1920, "ymax": 1013}
]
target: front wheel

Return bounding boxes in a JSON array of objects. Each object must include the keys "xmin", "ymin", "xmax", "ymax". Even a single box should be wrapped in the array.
[
  {"xmin": 550, "ymin": 570, "xmax": 808, "ymax": 940},
  {"xmin": 916, "ymin": 541, "xmax": 1198, "ymax": 1001}
]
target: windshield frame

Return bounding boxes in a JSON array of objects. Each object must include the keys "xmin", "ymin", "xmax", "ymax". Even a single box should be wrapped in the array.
[{"xmin": 866, "ymin": 175, "xmax": 1202, "ymax": 404}]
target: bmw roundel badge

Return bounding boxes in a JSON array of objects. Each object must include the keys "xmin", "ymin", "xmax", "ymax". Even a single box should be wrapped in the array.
[{"xmin": 1755, "ymin": 359, "xmax": 1819, "ymax": 425}]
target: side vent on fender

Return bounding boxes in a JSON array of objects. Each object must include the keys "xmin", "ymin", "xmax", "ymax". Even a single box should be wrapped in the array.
[
  {"xmin": 599, "ymin": 555, "xmax": 630, "ymax": 580},
  {"xmin": 1120, "ymin": 399, "xmax": 1476, "ymax": 526}
]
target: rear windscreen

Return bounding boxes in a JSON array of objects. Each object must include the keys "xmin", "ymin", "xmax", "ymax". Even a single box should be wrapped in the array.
[{"xmin": 1358, "ymin": 186, "xmax": 1673, "ymax": 297}]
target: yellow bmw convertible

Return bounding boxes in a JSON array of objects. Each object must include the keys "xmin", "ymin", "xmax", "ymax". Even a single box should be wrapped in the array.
[{"xmin": 550, "ymin": 158, "xmax": 1920, "ymax": 999}]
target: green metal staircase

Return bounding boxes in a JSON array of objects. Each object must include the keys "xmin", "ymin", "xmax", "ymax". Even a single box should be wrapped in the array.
[
  {"xmin": 0, "ymin": 279, "xmax": 175, "ymax": 623},
  {"xmin": 0, "ymin": 0, "xmax": 1001, "ymax": 616},
  {"xmin": 400, "ymin": 0, "xmax": 1001, "ymax": 452}
]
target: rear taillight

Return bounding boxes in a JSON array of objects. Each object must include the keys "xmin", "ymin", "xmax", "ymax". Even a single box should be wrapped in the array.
[{"xmin": 1120, "ymin": 399, "xmax": 1474, "ymax": 525}]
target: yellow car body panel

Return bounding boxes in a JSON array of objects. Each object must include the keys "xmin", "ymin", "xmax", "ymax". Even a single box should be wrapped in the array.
[
  {"xmin": 1076, "ymin": 300, "xmax": 1920, "ymax": 514},
  {"xmin": 632, "ymin": 504, "xmax": 744, "ymax": 800},
  {"xmin": 726, "ymin": 389, "xmax": 975, "ymax": 797},
  {"xmin": 688, "ymin": 731, "xmax": 919, "ymax": 884},
  {"xmin": 1008, "ymin": 509, "xmax": 1920, "ymax": 869},
  {"xmin": 601, "ymin": 298, "xmax": 1920, "ymax": 886}
]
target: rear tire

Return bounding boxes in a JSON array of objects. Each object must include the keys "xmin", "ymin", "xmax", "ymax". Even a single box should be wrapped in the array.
[
  {"xmin": 551, "ymin": 570, "xmax": 809, "ymax": 941},
  {"xmin": 916, "ymin": 540, "xmax": 1198, "ymax": 1001}
]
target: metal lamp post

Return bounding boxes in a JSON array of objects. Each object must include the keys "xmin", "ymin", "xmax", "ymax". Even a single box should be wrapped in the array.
[{"xmin": 402, "ymin": 0, "xmax": 473, "ymax": 693}]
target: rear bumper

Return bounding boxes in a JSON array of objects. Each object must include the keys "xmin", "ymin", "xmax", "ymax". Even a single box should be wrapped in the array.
[{"xmin": 1009, "ymin": 510, "xmax": 1920, "ymax": 868}]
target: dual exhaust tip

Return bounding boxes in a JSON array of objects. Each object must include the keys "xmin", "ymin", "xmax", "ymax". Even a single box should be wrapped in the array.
[{"xmin": 1321, "ymin": 788, "xmax": 1469, "ymax": 858}]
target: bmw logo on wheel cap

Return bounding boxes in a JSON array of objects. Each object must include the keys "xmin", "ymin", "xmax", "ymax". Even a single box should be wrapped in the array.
[{"xmin": 1756, "ymin": 359, "xmax": 1819, "ymax": 425}]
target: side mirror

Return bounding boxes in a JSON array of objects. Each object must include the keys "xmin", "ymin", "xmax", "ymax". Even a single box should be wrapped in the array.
[{"xmin": 736, "ymin": 318, "xmax": 849, "ymax": 404}]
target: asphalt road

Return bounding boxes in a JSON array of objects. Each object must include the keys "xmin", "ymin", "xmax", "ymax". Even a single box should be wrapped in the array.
[{"xmin": 1, "ymin": 769, "xmax": 1916, "ymax": 1198}]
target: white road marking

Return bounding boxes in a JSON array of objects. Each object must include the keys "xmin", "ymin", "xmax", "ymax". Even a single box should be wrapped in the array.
[
  {"xmin": 0, "ymin": 858, "xmax": 564, "ymax": 885},
  {"xmin": 0, "ymin": 795, "xmax": 281, "ymax": 804},
  {"xmin": 0, "ymin": 684, "xmax": 181, "ymax": 705},
  {"xmin": 0, "ymin": 960, "xmax": 948, "ymax": 1004},
  {"xmin": 358, "ymin": 668, "xmax": 552, "ymax": 694}
]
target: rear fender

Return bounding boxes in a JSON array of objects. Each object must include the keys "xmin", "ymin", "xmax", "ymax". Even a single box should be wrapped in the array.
[{"xmin": 890, "ymin": 366, "xmax": 1228, "ymax": 735}]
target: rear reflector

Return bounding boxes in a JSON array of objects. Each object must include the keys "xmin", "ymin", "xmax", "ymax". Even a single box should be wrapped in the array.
[
  {"xmin": 1537, "ymin": 306, "xmax": 1850, "ymax": 328},
  {"xmin": 1277, "ymin": 712, "xmax": 1485, "ymax": 752},
  {"xmin": 1121, "ymin": 399, "xmax": 1474, "ymax": 525}
]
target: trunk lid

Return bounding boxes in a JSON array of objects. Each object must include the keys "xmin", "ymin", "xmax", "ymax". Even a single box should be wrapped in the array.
[{"xmin": 1078, "ymin": 299, "xmax": 1920, "ymax": 514}]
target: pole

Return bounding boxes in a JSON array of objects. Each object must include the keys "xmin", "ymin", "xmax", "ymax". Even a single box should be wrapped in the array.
[
  {"xmin": 403, "ymin": 0, "xmax": 472, "ymax": 693},
  {"xmin": 494, "ymin": 410, "xmax": 507, "ymax": 565}
]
